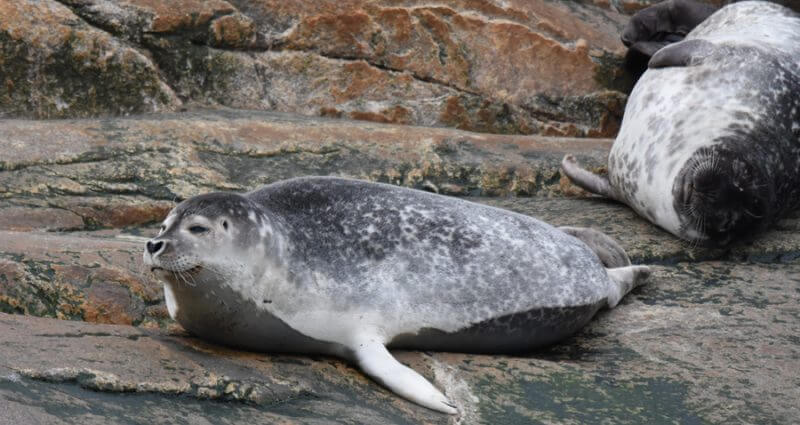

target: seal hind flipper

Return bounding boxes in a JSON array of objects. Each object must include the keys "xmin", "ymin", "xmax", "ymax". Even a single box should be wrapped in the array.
[
  {"xmin": 649, "ymin": 39, "xmax": 716, "ymax": 68},
  {"xmin": 559, "ymin": 226, "xmax": 631, "ymax": 269},
  {"xmin": 605, "ymin": 265, "xmax": 651, "ymax": 308},
  {"xmin": 352, "ymin": 336, "xmax": 458, "ymax": 414},
  {"xmin": 561, "ymin": 155, "xmax": 622, "ymax": 202}
]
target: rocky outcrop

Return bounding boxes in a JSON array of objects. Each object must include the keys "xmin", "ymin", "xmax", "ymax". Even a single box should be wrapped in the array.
[
  {"xmin": 0, "ymin": 0, "xmax": 636, "ymax": 136},
  {"xmin": 3, "ymin": 1, "xmax": 800, "ymax": 423},
  {"xmin": 0, "ymin": 0, "xmax": 180, "ymax": 118}
]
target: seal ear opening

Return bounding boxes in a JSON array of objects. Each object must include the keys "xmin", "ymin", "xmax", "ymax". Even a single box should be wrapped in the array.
[{"xmin": 559, "ymin": 226, "xmax": 631, "ymax": 268}]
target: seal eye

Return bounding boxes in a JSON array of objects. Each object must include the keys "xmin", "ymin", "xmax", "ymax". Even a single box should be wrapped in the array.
[
  {"xmin": 222, "ymin": 220, "xmax": 228, "ymax": 230},
  {"xmin": 189, "ymin": 225, "xmax": 209, "ymax": 234}
]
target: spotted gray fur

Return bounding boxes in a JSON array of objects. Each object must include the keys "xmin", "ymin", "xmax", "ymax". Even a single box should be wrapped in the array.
[{"xmin": 563, "ymin": 1, "xmax": 800, "ymax": 246}]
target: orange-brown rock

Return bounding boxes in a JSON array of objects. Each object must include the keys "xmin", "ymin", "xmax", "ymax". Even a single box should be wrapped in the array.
[
  {"xmin": 1, "ymin": 0, "xmax": 636, "ymax": 135},
  {"xmin": 0, "ymin": 230, "xmax": 163, "ymax": 325},
  {"xmin": 0, "ymin": 0, "xmax": 180, "ymax": 118}
]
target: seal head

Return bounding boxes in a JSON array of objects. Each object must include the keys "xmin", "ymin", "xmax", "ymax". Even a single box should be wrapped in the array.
[
  {"xmin": 621, "ymin": 0, "xmax": 718, "ymax": 56},
  {"xmin": 673, "ymin": 147, "xmax": 775, "ymax": 245},
  {"xmin": 143, "ymin": 192, "xmax": 287, "ymax": 327},
  {"xmin": 144, "ymin": 193, "xmax": 268, "ymax": 283}
]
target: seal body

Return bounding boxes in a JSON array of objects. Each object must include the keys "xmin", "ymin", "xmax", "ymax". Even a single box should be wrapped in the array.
[
  {"xmin": 563, "ymin": 1, "xmax": 800, "ymax": 245},
  {"xmin": 144, "ymin": 177, "xmax": 649, "ymax": 413}
]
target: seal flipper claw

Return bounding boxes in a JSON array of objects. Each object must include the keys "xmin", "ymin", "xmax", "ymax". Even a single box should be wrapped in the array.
[
  {"xmin": 352, "ymin": 336, "xmax": 458, "ymax": 414},
  {"xmin": 605, "ymin": 265, "xmax": 651, "ymax": 309},
  {"xmin": 561, "ymin": 155, "xmax": 621, "ymax": 202}
]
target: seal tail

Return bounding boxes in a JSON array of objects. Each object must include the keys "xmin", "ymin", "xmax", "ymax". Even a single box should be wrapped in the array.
[
  {"xmin": 605, "ymin": 265, "xmax": 651, "ymax": 309},
  {"xmin": 561, "ymin": 155, "xmax": 622, "ymax": 202},
  {"xmin": 559, "ymin": 226, "xmax": 631, "ymax": 268}
]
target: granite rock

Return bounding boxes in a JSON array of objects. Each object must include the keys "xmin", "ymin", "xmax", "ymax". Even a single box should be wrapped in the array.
[{"xmin": 0, "ymin": 0, "xmax": 635, "ymax": 136}]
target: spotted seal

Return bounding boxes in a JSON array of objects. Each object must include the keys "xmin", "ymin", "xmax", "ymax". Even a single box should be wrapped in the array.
[
  {"xmin": 143, "ymin": 177, "xmax": 650, "ymax": 413},
  {"xmin": 562, "ymin": 1, "xmax": 800, "ymax": 246}
]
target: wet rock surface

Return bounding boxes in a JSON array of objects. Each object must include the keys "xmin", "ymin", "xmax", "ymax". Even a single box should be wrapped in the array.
[{"xmin": 2, "ymin": 112, "xmax": 799, "ymax": 423}]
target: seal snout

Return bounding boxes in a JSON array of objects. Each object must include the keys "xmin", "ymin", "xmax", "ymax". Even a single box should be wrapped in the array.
[
  {"xmin": 679, "ymin": 156, "xmax": 773, "ymax": 244},
  {"xmin": 146, "ymin": 240, "xmax": 165, "ymax": 255}
]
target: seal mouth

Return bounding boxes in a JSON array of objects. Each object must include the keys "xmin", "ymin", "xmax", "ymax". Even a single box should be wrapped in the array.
[
  {"xmin": 149, "ymin": 265, "xmax": 204, "ymax": 287},
  {"xmin": 149, "ymin": 265, "xmax": 202, "ymax": 273}
]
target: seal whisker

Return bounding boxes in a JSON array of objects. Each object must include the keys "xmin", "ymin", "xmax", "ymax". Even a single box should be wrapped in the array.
[
  {"xmin": 184, "ymin": 269, "xmax": 200, "ymax": 287},
  {"xmin": 743, "ymin": 208, "xmax": 764, "ymax": 219}
]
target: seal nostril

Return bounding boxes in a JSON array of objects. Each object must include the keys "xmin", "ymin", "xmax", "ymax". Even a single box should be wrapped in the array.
[{"xmin": 147, "ymin": 240, "xmax": 165, "ymax": 255}]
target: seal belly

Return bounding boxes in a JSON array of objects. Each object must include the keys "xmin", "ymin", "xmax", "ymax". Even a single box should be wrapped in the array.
[
  {"xmin": 166, "ymin": 277, "xmax": 345, "ymax": 356},
  {"xmin": 388, "ymin": 301, "xmax": 606, "ymax": 354}
]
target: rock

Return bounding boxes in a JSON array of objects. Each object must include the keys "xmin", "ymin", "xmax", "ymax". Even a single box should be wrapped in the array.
[
  {"xmin": 0, "ymin": 0, "xmax": 180, "ymax": 118},
  {"xmin": 486, "ymin": 197, "xmax": 800, "ymax": 264},
  {"xmin": 0, "ymin": 231, "xmax": 163, "ymax": 325},
  {"xmin": 0, "ymin": 0, "xmax": 634, "ymax": 136},
  {"xmin": 0, "ymin": 110, "xmax": 612, "ymax": 224},
  {"xmin": 0, "ymin": 110, "xmax": 609, "ymax": 325},
  {"xmin": 2, "ymin": 255, "xmax": 798, "ymax": 423}
]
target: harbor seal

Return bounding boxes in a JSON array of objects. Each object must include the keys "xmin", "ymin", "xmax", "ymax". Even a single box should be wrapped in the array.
[
  {"xmin": 563, "ymin": 1, "xmax": 800, "ymax": 246},
  {"xmin": 143, "ymin": 177, "xmax": 650, "ymax": 414}
]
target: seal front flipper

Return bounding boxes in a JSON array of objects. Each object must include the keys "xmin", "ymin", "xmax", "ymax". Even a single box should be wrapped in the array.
[
  {"xmin": 606, "ymin": 265, "xmax": 651, "ymax": 308},
  {"xmin": 561, "ymin": 155, "xmax": 622, "ymax": 203},
  {"xmin": 649, "ymin": 39, "xmax": 716, "ymax": 68},
  {"xmin": 351, "ymin": 334, "xmax": 458, "ymax": 414}
]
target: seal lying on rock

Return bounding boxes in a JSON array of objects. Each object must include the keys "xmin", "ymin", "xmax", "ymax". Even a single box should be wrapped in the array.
[
  {"xmin": 143, "ymin": 177, "xmax": 650, "ymax": 414},
  {"xmin": 563, "ymin": 1, "xmax": 800, "ymax": 246}
]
